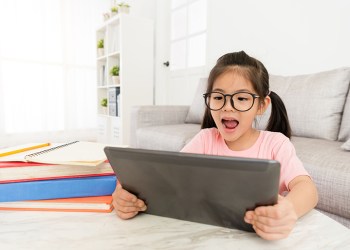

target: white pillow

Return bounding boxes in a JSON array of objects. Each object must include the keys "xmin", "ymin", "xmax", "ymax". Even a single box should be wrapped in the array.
[
  {"xmin": 341, "ymin": 139, "xmax": 350, "ymax": 151},
  {"xmin": 256, "ymin": 68, "xmax": 350, "ymax": 140},
  {"xmin": 185, "ymin": 78, "xmax": 208, "ymax": 124},
  {"xmin": 338, "ymin": 92, "xmax": 350, "ymax": 141}
]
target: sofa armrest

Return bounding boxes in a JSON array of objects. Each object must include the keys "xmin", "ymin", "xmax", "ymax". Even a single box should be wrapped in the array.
[{"xmin": 130, "ymin": 105, "xmax": 190, "ymax": 147}]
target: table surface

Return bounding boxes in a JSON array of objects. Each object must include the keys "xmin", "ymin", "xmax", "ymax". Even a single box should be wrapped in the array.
[{"xmin": 0, "ymin": 209, "xmax": 349, "ymax": 250}]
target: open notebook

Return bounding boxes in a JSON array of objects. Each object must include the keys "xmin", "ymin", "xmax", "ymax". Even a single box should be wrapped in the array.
[{"xmin": 0, "ymin": 141, "xmax": 111, "ymax": 166}]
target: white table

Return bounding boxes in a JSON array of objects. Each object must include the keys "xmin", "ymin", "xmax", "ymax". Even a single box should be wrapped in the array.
[{"xmin": 0, "ymin": 209, "xmax": 349, "ymax": 249}]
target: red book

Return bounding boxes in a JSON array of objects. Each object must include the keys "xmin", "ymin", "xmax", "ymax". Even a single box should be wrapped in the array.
[
  {"xmin": 0, "ymin": 161, "xmax": 114, "ymax": 184},
  {"xmin": 0, "ymin": 195, "xmax": 114, "ymax": 213}
]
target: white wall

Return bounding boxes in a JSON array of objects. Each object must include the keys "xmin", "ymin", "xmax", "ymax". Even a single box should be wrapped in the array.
[
  {"xmin": 124, "ymin": 0, "xmax": 156, "ymax": 20},
  {"xmin": 206, "ymin": 0, "xmax": 350, "ymax": 76},
  {"xmin": 131, "ymin": 0, "xmax": 350, "ymax": 104}
]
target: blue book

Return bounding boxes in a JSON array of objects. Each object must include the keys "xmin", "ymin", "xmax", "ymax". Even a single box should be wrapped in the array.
[{"xmin": 0, "ymin": 175, "xmax": 117, "ymax": 202}]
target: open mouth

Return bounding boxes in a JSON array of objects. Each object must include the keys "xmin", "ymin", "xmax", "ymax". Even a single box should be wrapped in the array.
[{"xmin": 222, "ymin": 118, "xmax": 239, "ymax": 129}]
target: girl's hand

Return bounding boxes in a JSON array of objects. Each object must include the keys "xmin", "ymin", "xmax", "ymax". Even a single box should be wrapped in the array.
[
  {"xmin": 244, "ymin": 195, "xmax": 298, "ymax": 240},
  {"xmin": 112, "ymin": 182, "xmax": 147, "ymax": 219}
]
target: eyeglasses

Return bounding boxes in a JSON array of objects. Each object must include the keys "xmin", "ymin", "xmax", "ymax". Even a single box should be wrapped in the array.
[{"xmin": 203, "ymin": 91, "xmax": 260, "ymax": 112}]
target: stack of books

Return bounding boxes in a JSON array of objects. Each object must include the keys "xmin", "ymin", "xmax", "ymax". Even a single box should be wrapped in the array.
[{"xmin": 0, "ymin": 142, "xmax": 117, "ymax": 213}]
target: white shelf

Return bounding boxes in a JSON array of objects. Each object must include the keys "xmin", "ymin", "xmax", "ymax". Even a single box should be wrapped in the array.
[{"xmin": 96, "ymin": 15, "xmax": 154, "ymax": 145}]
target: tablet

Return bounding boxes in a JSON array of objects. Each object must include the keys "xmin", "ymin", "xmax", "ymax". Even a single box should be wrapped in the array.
[{"xmin": 104, "ymin": 147, "xmax": 280, "ymax": 232}]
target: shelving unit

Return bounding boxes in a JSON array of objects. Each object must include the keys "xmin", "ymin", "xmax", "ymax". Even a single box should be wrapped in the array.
[{"xmin": 96, "ymin": 14, "xmax": 154, "ymax": 145}]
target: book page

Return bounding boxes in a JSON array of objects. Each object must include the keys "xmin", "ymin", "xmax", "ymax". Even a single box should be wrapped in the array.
[{"xmin": 24, "ymin": 141, "xmax": 109, "ymax": 166}]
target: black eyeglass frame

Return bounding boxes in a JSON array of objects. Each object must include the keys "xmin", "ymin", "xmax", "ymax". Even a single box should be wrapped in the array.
[{"xmin": 203, "ymin": 91, "xmax": 260, "ymax": 112}]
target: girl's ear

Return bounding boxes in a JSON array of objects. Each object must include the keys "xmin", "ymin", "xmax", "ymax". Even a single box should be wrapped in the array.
[{"xmin": 257, "ymin": 96, "xmax": 271, "ymax": 115}]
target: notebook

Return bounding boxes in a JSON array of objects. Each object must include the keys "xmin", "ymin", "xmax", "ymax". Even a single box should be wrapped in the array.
[
  {"xmin": 0, "ymin": 141, "xmax": 109, "ymax": 166},
  {"xmin": 104, "ymin": 147, "xmax": 280, "ymax": 232}
]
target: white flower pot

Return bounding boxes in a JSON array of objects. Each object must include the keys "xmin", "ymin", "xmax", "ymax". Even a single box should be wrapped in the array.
[
  {"xmin": 112, "ymin": 76, "xmax": 120, "ymax": 85},
  {"xmin": 97, "ymin": 48, "xmax": 104, "ymax": 57},
  {"xmin": 119, "ymin": 6, "xmax": 129, "ymax": 14},
  {"xmin": 101, "ymin": 107, "xmax": 108, "ymax": 115}
]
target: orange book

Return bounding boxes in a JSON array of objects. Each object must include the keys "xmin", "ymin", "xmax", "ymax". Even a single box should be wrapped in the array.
[{"xmin": 0, "ymin": 195, "xmax": 114, "ymax": 213}]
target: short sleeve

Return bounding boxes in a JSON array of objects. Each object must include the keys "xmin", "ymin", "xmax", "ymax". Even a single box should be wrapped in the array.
[
  {"xmin": 180, "ymin": 130, "xmax": 206, "ymax": 154},
  {"xmin": 273, "ymin": 138, "xmax": 310, "ymax": 193}
]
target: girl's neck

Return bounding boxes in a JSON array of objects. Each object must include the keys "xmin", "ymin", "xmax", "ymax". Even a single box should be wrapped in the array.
[{"xmin": 225, "ymin": 128, "xmax": 260, "ymax": 151}]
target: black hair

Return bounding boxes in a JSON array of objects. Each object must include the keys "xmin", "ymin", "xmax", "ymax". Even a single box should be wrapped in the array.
[{"xmin": 201, "ymin": 51, "xmax": 291, "ymax": 138}]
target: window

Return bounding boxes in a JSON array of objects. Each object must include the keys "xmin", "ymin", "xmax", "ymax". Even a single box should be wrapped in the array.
[
  {"xmin": 0, "ymin": 0, "xmax": 109, "ymax": 146},
  {"xmin": 170, "ymin": 0, "xmax": 207, "ymax": 71}
]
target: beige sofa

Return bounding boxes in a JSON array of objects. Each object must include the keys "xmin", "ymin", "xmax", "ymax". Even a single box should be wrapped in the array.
[{"xmin": 130, "ymin": 68, "xmax": 350, "ymax": 228}]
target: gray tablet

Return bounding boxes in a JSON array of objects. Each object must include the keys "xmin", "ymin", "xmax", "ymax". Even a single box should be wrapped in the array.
[{"xmin": 104, "ymin": 147, "xmax": 280, "ymax": 232}]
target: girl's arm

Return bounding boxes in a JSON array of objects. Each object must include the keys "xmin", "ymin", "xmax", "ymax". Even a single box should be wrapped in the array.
[
  {"xmin": 286, "ymin": 175, "xmax": 318, "ymax": 217},
  {"xmin": 244, "ymin": 175, "xmax": 318, "ymax": 240}
]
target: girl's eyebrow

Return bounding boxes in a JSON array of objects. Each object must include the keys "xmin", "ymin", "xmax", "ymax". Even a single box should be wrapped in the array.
[{"xmin": 212, "ymin": 88, "xmax": 253, "ymax": 93}]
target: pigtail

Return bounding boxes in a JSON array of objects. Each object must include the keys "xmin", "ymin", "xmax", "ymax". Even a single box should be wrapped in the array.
[
  {"xmin": 266, "ymin": 91, "xmax": 292, "ymax": 138},
  {"xmin": 201, "ymin": 108, "xmax": 216, "ymax": 129}
]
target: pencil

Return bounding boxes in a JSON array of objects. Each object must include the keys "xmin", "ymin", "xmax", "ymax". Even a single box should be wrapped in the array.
[{"xmin": 0, "ymin": 143, "xmax": 51, "ymax": 157}]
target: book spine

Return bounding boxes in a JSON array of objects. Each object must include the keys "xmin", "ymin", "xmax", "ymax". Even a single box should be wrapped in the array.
[{"xmin": 0, "ymin": 176, "xmax": 117, "ymax": 202}]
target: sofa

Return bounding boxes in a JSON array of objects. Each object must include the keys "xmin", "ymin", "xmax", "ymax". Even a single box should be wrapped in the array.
[{"xmin": 130, "ymin": 68, "xmax": 350, "ymax": 228}]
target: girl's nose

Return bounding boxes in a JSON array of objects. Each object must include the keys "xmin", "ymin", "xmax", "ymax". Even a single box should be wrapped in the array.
[{"xmin": 222, "ymin": 96, "xmax": 235, "ymax": 111}]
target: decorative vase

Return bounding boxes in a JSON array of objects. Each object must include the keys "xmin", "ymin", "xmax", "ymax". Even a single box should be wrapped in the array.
[{"xmin": 103, "ymin": 12, "xmax": 110, "ymax": 21}]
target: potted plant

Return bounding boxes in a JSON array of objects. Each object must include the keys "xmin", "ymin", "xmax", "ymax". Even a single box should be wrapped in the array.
[
  {"xmin": 118, "ymin": 2, "xmax": 130, "ymax": 14},
  {"xmin": 110, "ymin": 65, "xmax": 120, "ymax": 85},
  {"xmin": 100, "ymin": 98, "xmax": 108, "ymax": 115},
  {"xmin": 111, "ymin": 6, "xmax": 118, "ymax": 16},
  {"xmin": 97, "ymin": 39, "xmax": 104, "ymax": 57}
]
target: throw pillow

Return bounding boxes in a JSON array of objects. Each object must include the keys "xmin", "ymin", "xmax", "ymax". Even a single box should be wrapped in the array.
[
  {"xmin": 341, "ymin": 138, "xmax": 350, "ymax": 151},
  {"xmin": 256, "ymin": 67, "xmax": 350, "ymax": 140},
  {"xmin": 185, "ymin": 78, "xmax": 208, "ymax": 124},
  {"xmin": 338, "ymin": 91, "xmax": 350, "ymax": 141}
]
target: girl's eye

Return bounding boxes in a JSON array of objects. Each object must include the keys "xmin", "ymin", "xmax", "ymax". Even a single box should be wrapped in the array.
[
  {"xmin": 213, "ymin": 96, "xmax": 223, "ymax": 100},
  {"xmin": 212, "ymin": 94, "xmax": 223, "ymax": 100},
  {"xmin": 237, "ymin": 97, "xmax": 248, "ymax": 102}
]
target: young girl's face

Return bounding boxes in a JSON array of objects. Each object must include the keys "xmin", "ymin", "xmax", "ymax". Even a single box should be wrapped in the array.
[{"xmin": 210, "ymin": 70, "xmax": 267, "ymax": 150}]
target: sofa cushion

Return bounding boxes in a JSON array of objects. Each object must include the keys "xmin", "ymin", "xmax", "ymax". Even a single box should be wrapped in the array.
[
  {"xmin": 256, "ymin": 68, "xmax": 350, "ymax": 140},
  {"xmin": 291, "ymin": 136, "xmax": 350, "ymax": 220},
  {"xmin": 338, "ymin": 89, "xmax": 350, "ymax": 141},
  {"xmin": 136, "ymin": 124, "xmax": 201, "ymax": 152},
  {"xmin": 184, "ymin": 78, "xmax": 207, "ymax": 124}
]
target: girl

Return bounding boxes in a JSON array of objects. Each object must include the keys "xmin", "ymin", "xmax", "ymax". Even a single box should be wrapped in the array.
[{"xmin": 112, "ymin": 51, "xmax": 318, "ymax": 241}]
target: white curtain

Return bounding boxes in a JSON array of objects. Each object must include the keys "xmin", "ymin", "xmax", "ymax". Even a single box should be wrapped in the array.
[{"xmin": 0, "ymin": 0, "xmax": 109, "ymax": 147}]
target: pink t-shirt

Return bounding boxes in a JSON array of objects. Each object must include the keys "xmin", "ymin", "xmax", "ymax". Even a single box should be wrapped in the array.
[{"xmin": 181, "ymin": 128, "xmax": 309, "ymax": 194}]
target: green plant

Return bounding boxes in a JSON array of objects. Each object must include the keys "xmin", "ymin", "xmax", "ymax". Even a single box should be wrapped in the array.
[
  {"xmin": 110, "ymin": 65, "xmax": 120, "ymax": 76},
  {"xmin": 100, "ymin": 98, "xmax": 107, "ymax": 107},
  {"xmin": 111, "ymin": 6, "xmax": 118, "ymax": 13},
  {"xmin": 97, "ymin": 39, "xmax": 104, "ymax": 49}
]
